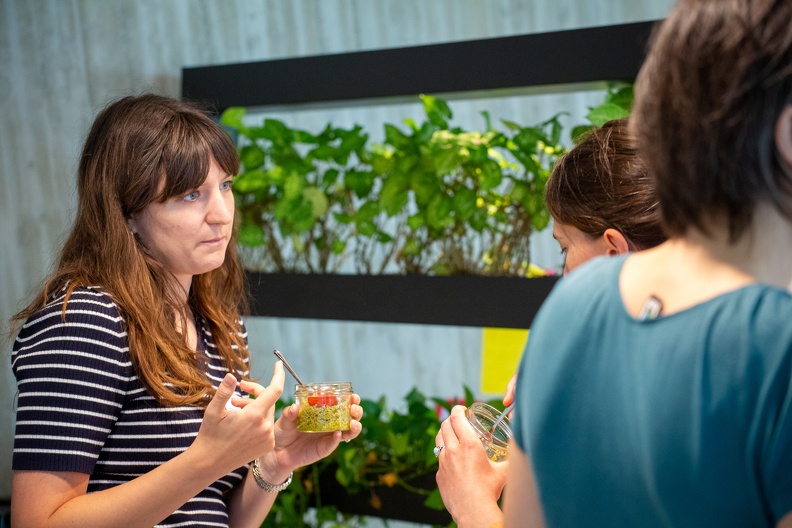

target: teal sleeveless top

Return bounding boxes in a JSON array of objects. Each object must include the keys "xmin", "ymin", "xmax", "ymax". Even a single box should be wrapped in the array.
[{"xmin": 513, "ymin": 256, "xmax": 792, "ymax": 527}]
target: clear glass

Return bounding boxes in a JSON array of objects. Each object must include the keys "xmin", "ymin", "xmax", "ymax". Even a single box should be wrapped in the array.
[
  {"xmin": 465, "ymin": 402, "xmax": 512, "ymax": 462},
  {"xmin": 294, "ymin": 381, "xmax": 353, "ymax": 432}
]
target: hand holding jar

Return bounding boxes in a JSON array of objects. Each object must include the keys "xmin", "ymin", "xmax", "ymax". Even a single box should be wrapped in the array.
[
  {"xmin": 253, "ymin": 374, "xmax": 363, "ymax": 482},
  {"xmin": 434, "ymin": 405, "xmax": 509, "ymax": 527}
]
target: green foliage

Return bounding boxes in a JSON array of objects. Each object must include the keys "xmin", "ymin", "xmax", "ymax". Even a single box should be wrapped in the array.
[
  {"xmin": 224, "ymin": 86, "xmax": 633, "ymax": 276},
  {"xmin": 357, "ymin": 95, "xmax": 564, "ymax": 276},
  {"xmin": 220, "ymin": 112, "xmax": 369, "ymax": 273},
  {"xmin": 569, "ymin": 82, "xmax": 634, "ymax": 144},
  {"xmin": 261, "ymin": 387, "xmax": 505, "ymax": 528}
]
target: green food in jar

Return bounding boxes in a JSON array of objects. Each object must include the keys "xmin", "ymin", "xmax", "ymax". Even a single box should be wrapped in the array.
[{"xmin": 297, "ymin": 398, "xmax": 351, "ymax": 432}]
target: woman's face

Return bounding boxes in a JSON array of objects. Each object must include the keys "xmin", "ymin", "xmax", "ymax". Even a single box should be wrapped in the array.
[
  {"xmin": 552, "ymin": 221, "xmax": 613, "ymax": 275},
  {"xmin": 129, "ymin": 158, "xmax": 235, "ymax": 293}
]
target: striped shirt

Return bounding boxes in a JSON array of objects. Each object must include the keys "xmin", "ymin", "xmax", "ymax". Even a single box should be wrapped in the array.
[{"xmin": 12, "ymin": 286, "xmax": 250, "ymax": 528}]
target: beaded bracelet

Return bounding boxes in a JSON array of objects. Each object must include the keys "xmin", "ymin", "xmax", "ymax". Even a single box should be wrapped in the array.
[{"xmin": 251, "ymin": 459, "xmax": 293, "ymax": 493}]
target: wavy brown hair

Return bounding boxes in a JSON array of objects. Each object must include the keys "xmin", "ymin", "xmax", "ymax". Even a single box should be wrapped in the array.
[
  {"xmin": 12, "ymin": 94, "xmax": 249, "ymax": 406},
  {"xmin": 545, "ymin": 118, "xmax": 666, "ymax": 250}
]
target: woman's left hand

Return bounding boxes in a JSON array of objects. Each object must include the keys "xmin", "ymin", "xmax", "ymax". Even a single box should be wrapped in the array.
[{"xmin": 236, "ymin": 381, "xmax": 363, "ymax": 477}]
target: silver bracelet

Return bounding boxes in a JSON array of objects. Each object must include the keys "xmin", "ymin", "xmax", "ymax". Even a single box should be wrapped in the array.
[{"xmin": 251, "ymin": 459, "xmax": 292, "ymax": 493}]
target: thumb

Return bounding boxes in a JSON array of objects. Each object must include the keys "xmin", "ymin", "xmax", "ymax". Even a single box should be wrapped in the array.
[{"xmin": 207, "ymin": 373, "xmax": 237, "ymax": 415}]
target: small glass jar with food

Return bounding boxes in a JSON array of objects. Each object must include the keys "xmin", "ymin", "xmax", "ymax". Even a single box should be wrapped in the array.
[
  {"xmin": 465, "ymin": 402, "xmax": 512, "ymax": 462},
  {"xmin": 294, "ymin": 382, "xmax": 353, "ymax": 433}
]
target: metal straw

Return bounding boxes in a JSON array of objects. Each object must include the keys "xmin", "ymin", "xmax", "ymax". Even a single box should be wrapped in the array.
[
  {"xmin": 273, "ymin": 349, "xmax": 305, "ymax": 385},
  {"xmin": 488, "ymin": 403, "xmax": 514, "ymax": 435}
]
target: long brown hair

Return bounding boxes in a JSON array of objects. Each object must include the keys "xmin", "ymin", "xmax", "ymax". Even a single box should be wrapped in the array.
[
  {"xmin": 545, "ymin": 118, "xmax": 666, "ymax": 250},
  {"xmin": 12, "ymin": 94, "xmax": 249, "ymax": 406}
]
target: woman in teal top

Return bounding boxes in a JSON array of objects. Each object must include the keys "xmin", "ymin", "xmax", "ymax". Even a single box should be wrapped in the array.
[
  {"xmin": 513, "ymin": 255, "xmax": 792, "ymax": 526},
  {"xmin": 504, "ymin": 0, "xmax": 792, "ymax": 526}
]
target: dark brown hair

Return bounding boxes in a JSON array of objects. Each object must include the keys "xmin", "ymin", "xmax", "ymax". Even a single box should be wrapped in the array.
[
  {"xmin": 13, "ymin": 94, "xmax": 249, "ymax": 406},
  {"xmin": 545, "ymin": 118, "xmax": 666, "ymax": 250},
  {"xmin": 632, "ymin": 0, "xmax": 792, "ymax": 241}
]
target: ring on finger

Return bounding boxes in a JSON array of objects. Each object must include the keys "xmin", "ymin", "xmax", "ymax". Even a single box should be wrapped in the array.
[{"xmin": 433, "ymin": 445, "xmax": 445, "ymax": 457}]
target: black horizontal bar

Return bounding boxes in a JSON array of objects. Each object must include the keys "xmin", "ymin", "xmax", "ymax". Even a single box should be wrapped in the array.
[
  {"xmin": 182, "ymin": 20, "xmax": 657, "ymax": 113},
  {"xmin": 246, "ymin": 272, "xmax": 559, "ymax": 328}
]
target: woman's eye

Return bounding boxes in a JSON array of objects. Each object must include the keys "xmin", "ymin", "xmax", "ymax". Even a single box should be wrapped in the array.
[
  {"xmin": 220, "ymin": 180, "xmax": 232, "ymax": 191},
  {"xmin": 184, "ymin": 191, "xmax": 200, "ymax": 202}
]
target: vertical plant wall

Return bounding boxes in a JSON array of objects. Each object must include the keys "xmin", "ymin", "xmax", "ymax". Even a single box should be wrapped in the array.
[{"xmin": 221, "ymin": 84, "xmax": 632, "ymax": 277}]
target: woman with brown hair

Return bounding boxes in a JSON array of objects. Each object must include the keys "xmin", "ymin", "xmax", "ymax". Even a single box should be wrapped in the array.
[
  {"xmin": 9, "ymin": 94, "xmax": 362, "ymax": 527},
  {"xmin": 504, "ymin": 0, "xmax": 792, "ymax": 525},
  {"xmin": 434, "ymin": 117, "xmax": 666, "ymax": 527},
  {"xmin": 546, "ymin": 117, "xmax": 665, "ymax": 274}
]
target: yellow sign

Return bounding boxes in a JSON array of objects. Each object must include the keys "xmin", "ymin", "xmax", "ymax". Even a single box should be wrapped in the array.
[{"xmin": 480, "ymin": 327, "xmax": 529, "ymax": 395}]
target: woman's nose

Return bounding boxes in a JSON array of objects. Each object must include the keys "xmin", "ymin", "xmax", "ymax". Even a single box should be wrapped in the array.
[{"xmin": 207, "ymin": 190, "xmax": 234, "ymax": 224}]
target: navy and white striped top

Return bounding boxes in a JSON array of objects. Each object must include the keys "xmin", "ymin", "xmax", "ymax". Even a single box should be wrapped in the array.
[{"xmin": 12, "ymin": 286, "xmax": 250, "ymax": 527}]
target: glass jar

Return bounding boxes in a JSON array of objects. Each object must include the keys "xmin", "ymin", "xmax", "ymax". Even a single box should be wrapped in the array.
[
  {"xmin": 294, "ymin": 382, "xmax": 353, "ymax": 433},
  {"xmin": 465, "ymin": 402, "xmax": 512, "ymax": 462}
]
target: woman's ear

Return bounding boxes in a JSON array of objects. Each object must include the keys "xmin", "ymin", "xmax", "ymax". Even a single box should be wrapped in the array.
[
  {"xmin": 775, "ymin": 105, "xmax": 792, "ymax": 171},
  {"xmin": 127, "ymin": 217, "xmax": 138, "ymax": 235},
  {"xmin": 602, "ymin": 228, "xmax": 631, "ymax": 256}
]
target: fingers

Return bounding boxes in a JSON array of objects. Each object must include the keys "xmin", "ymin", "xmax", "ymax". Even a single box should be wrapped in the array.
[
  {"xmin": 207, "ymin": 373, "xmax": 238, "ymax": 416},
  {"xmin": 438, "ymin": 408, "xmax": 461, "ymax": 452},
  {"xmin": 341, "ymin": 415, "xmax": 362, "ymax": 442},
  {"xmin": 444, "ymin": 405, "xmax": 480, "ymax": 449},
  {"xmin": 503, "ymin": 373, "xmax": 518, "ymax": 407},
  {"xmin": 450, "ymin": 405, "xmax": 474, "ymax": 434},
  {"xmin": 238, "ymin": 361, "xmax": 285, "ymax": 409},
  {"xmin": 267, "ymin": 360, "xmax": 286, "ymax": 398},
  {"xmin": 437, "ymin": 406, "xmax": 467, "ymax": 454}
]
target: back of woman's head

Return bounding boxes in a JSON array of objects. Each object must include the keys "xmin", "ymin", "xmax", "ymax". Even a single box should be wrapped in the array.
[
  {"xmin": 632, "ymin": 0, "xmax": 792, "ymax": 241},
  {"xmin": 545, "ymin": 118, "xmax": 666, "ymax": 251}
]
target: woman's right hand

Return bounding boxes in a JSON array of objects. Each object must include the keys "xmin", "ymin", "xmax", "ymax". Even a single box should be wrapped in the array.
[
  {"xmin": 192, "ymin": 361, "xmax": 286, "ymax": 473},
  {"xmin": 10, "ymin": 363, "xmax": 287, "ymax": 528}
]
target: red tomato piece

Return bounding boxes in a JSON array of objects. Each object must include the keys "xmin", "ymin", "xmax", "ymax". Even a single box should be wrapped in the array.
[{"xmin": 308, "ymin": 394, "xmax": 338, "ymax": 407}]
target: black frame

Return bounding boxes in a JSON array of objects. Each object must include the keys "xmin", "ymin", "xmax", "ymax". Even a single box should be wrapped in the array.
[
  {"xmin": 182, "ymin": 20, "xmax": 657, "ymax": 112},
  {"xmin": 246, "ymin": 272, "xmax": 558, "ymax": 328}
]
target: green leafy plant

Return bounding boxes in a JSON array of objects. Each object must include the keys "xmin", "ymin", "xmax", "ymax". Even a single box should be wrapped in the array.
[
  {"xmin": 220, "ymin": 110, "xmax": 371, "ymax": 273},
  {"xmin": 261, "ymin": 388, "xmax": 505, "ymax": 528},
  {"xmin": 221, "ymin": 96, "xmax": 566, "ymax": 276},
  {"xmin": 353, "ymin": 95, "xmax": 563, "ymax": 276},
  {"xmin": 222, "ymin": 85, "xmax": 634, "ymax": 277}
]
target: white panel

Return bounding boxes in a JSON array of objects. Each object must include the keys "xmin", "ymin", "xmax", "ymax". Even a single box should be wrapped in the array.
[{"xmin": 246, "ymin": 317, "xmax": 481, "ymax": 406}]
